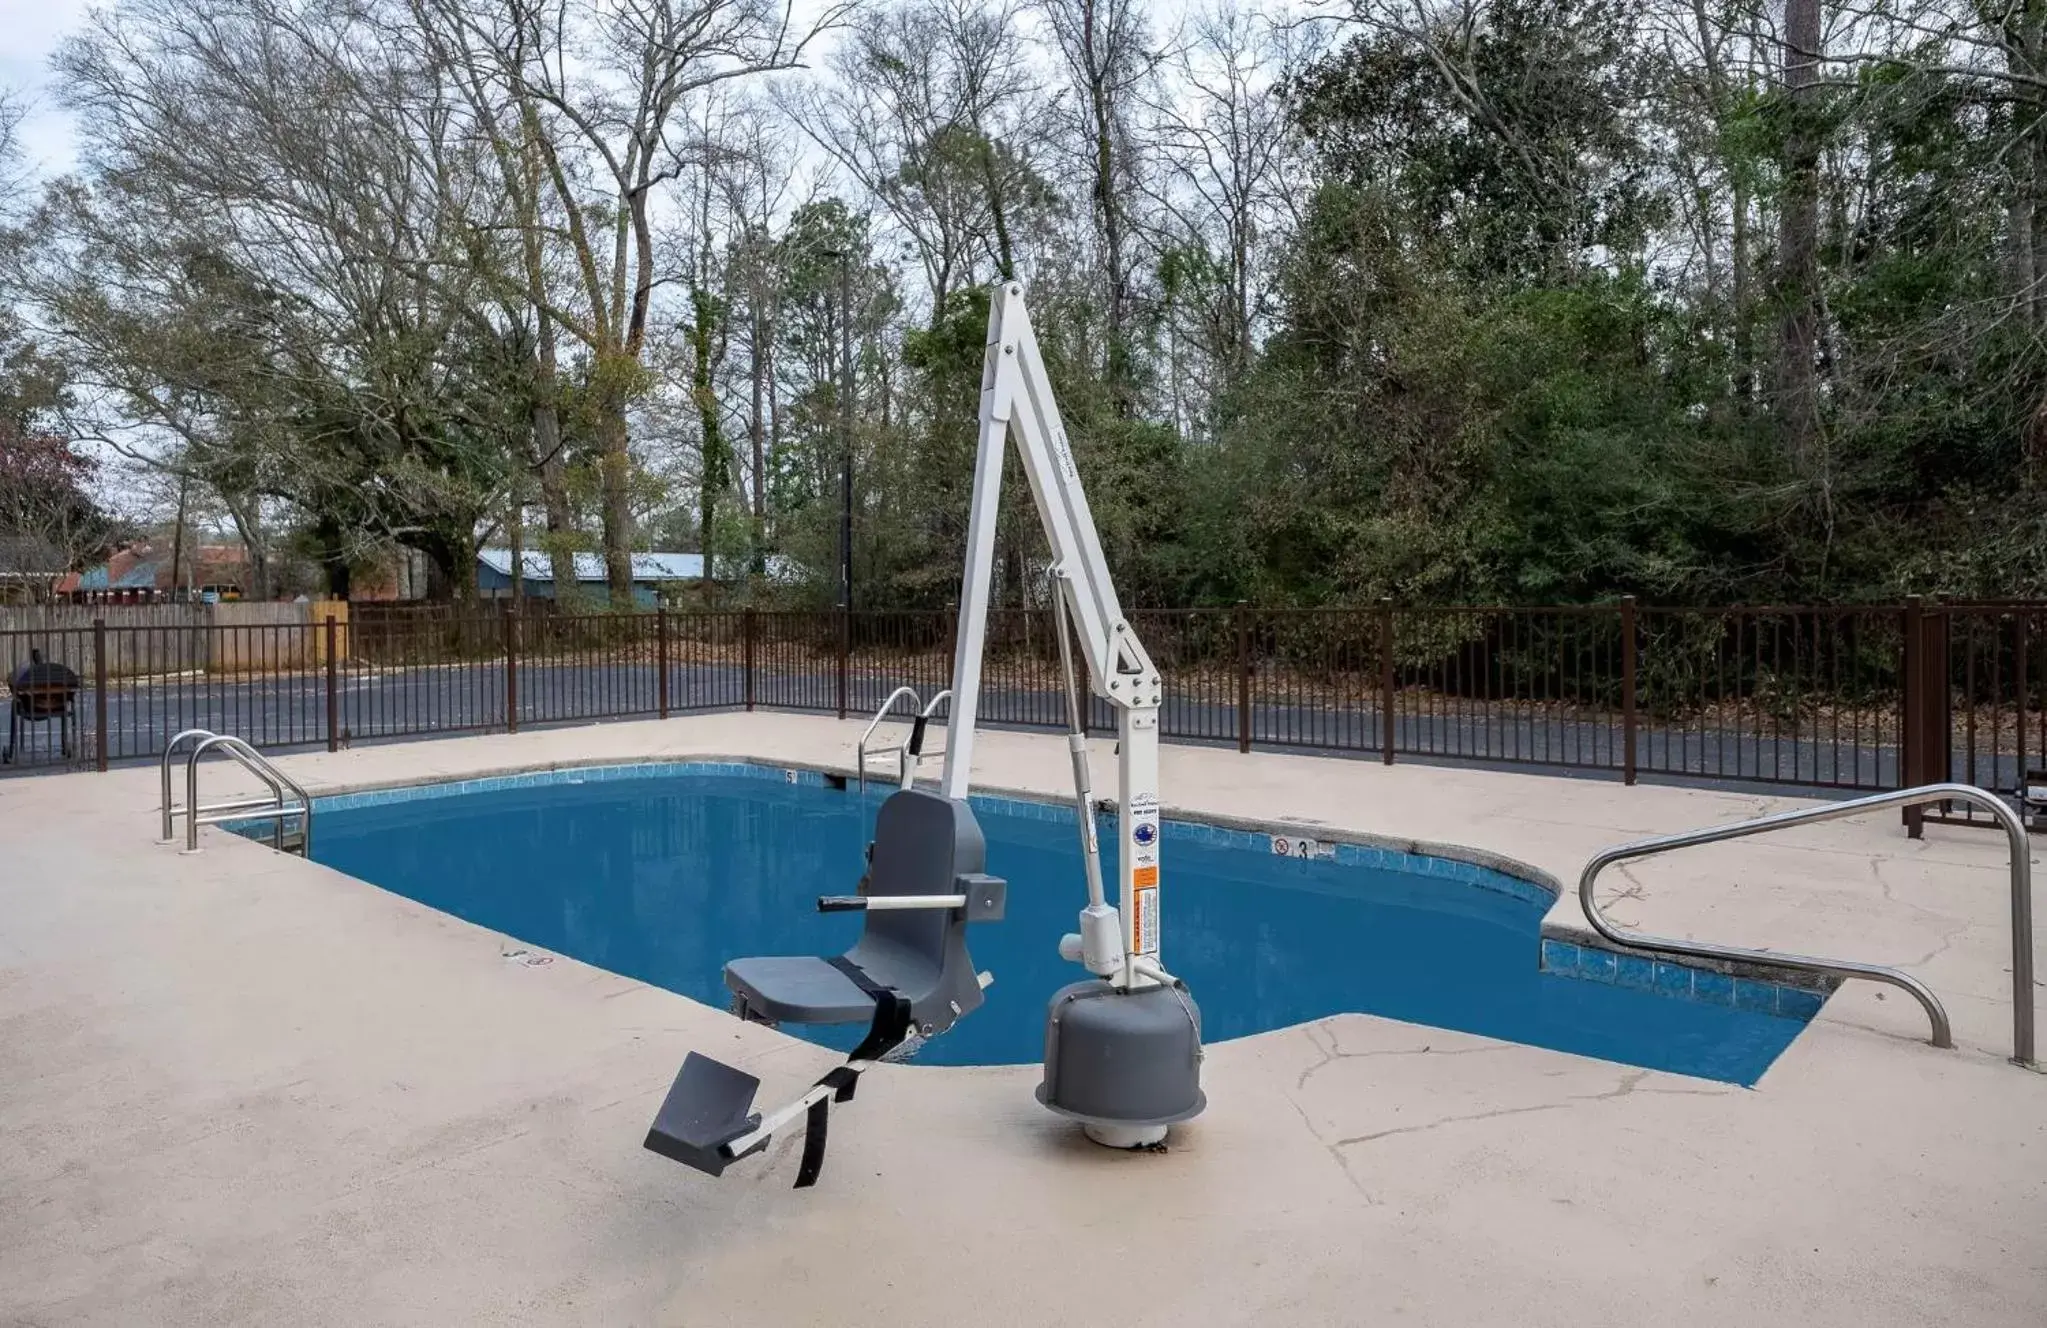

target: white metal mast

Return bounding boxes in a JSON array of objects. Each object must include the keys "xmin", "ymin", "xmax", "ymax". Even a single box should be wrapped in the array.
[{"xmin": 940, "ymin": 282, "xmax": 1169, "ymax": 991}]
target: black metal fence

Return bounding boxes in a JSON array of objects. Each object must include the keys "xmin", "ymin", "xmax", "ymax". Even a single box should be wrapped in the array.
[{"xmin": 4, "ymin": 599, "xmax": 2041, "ymax": 825}]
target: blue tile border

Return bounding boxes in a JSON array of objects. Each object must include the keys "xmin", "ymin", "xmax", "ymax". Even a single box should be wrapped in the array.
[
  {"xmin": 1614, "ymin": 953, "xmax": 1657, "ymax": 992},
  {"xmin": 1733, "ymin": 978, "xmax": 1780, "ymax": 1014},
  {"xmin": 312, "ymin": 759, "xmax": 829, "ymax": 815},
  {"xmin": 1693, "ymin": 970, "xmax": 1735, "ymax": 1007},
  {"xmin": 299, "ymin": 757, "xmax": 1826, "ymax": 1025},
  {"xmin": 1652, "ymin": 961, "xmax": 1694, "ymax": 1002},
  {"xmin": 1537, "ymin": 936, "xmax": 1829, "ymax": 1023},
  {"xmin": 1778, "ymin": 988, "xmax": 1825, "ymax": 1020}
]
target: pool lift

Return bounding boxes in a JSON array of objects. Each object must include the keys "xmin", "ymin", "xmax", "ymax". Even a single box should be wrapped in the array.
[{"xmin": 642, "ymin": 282, "xmax": 1206, "ymax": 1187}]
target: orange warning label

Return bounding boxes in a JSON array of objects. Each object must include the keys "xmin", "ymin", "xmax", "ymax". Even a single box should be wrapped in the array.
[
  {"xmin": 1132, "ymin": 883, "xmax": 1160, "ymax": 956},
  {"xmin": 1132, "ymin": 865, "xmax": 1159, "ymax": 888}
]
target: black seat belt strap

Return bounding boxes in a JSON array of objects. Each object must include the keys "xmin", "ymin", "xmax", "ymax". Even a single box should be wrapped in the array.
[
  {"xmin": 826, "ymin": 955, "xmax": 914, "ymax": 1075},
  {"xmin": 790, "ymin": 959, "xmax": 912, "ymax": 1189}
]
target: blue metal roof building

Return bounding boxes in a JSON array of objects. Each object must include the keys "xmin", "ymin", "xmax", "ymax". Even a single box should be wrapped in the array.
[
  {"xmin": 74, "ymin": 561, "xmax": 163, "ymax": 593},
  {"xmin": 476, "ymin": 549, "xmax": 703, "ymax": 608},
  {"xmin": 476, "ymin": 549, "xmax": 797, "ymax": 607}
]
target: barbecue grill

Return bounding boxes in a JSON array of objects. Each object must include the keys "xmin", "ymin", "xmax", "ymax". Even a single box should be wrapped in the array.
[{"xmin": 3, "ymin": 648, "xmax": 82, "ymax": 764}]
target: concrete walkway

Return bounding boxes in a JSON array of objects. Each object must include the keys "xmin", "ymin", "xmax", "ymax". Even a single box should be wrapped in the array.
[{"xmin": 2, "ymin": 713, "xmax": 2042, "ymax": 1326}]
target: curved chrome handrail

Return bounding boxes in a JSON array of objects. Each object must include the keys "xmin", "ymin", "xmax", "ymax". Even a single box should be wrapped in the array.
[
  {"xmin": 858, "ymin": 687, "xmax": 922, "ymax": 748},
  {"xmin": 178, "ymin": 733, "xmax": 314, "ymax": 856},
  {"xmin": 895, "ymin": 689, "xmax": 956, "ymax": 790},
  {"xmin": 1579, "ymin": 782, "xmax": 2034, "ymax": 1065},
  {"xmin": 160, "ymin": 728, "xmax": 219, "ymax": 841},
  {"xmin": 856, "ymin": 687, "xmax": 922, "ymax": 791}
]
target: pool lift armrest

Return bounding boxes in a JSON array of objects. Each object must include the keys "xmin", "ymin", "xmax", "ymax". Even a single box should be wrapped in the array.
[{"xmin": 819, "ymin": 874, "xmax": 1006, "ymax": 919}]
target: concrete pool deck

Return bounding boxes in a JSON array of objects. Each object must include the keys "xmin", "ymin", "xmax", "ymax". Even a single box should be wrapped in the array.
[{"xmin": 2, "ymin": 713, "xmax": 2042, "ymax": 1325}]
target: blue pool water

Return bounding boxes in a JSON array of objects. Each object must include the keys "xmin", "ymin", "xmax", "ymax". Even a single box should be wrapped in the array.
[{"xmin": 308, "ymin": 766, "xmax": 1813, "ymax": 1084}]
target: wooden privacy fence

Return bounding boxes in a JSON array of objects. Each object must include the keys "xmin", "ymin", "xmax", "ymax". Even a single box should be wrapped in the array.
[
  {"xmin": 0, "ymin": 601, "xmax": 349, "ymax": 679},
  {"xmin": 1, "ymin": 598, "xmax": 2040, "ymax": 830}
]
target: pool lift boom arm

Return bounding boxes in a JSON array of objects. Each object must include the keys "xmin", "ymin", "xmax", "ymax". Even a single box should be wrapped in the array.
[{"xmin": 942, "ymin": 282, "xmax": 1173, "ymax": 995}]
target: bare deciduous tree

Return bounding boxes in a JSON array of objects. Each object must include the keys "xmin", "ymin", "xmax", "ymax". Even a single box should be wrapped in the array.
[
  {"xmin": 424, "ymin": 0, "xmax": 850, "ymax": 605},
  {"xmin": 1039, "ymin": 0, "xmax": 1161, "ymax": 413},
  {"xmin": 32, "ymin": 0, "xmax": 527, "ymax": 598},
  {"xmin": 1145, "ymin": 3, "xmax": 1304, "ymax": 429},
  {"xmin": 789, "ymin": 0, "xmax": 1042, "ymax": 320}
]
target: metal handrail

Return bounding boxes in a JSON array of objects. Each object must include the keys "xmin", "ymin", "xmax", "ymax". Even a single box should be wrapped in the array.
[
  {"xmin": 857, "ymin": 687, "xmax": 922, "ymax": 790},
  {"xmin": 159, "ymin": 728, "xmax": 218, "ymax": 841},
  {"xmin": 185, "ymin": 734, "xmax": 313, "ymax": 855},
  {"xmin": 162, "ymin": 730, "xmax": 314, "ymax": 856},
  {"xmin": 1579, "ymin": 782, "xmax": 2035, "ymax": 1065},
  {"xmin": 901, "ymin": 689, "xmax": 955, "ymax": 789},
  {"xmin": 198, "ymin": 737, "xmax": 285, "ymax": 854}
]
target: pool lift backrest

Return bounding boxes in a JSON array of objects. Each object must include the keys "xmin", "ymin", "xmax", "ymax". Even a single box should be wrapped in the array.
[{"xmin": 642, "ymin": 282, "xmax": 1202, "ymax": 1188}]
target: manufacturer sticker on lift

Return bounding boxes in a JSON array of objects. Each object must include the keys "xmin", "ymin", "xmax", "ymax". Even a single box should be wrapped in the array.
[
  {"xmin": 1131, "ymin": 818, "xmax": 1159, "ymax": 867},
  {"xmin": 1132, "ymin": 881, "xmax": 1160, "ymax": 956}
]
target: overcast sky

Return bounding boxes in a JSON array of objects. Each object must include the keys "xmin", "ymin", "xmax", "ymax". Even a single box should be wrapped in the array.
[{"xmin": 1, "ymin": 0, "xmax": 88, "ymax": 174}]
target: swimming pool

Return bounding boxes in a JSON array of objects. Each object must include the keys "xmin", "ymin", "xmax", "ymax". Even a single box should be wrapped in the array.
[{"xmin": 305, "ymin": 763, "xmax": 1819, "ymax": 1085}]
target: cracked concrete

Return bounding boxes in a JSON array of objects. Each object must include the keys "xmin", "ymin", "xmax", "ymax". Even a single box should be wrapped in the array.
[{"xmin": 2, "ymin": 713, "xmax": 2043, "ymax": 1326}]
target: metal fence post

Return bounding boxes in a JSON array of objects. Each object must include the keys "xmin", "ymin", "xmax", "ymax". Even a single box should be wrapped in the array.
[
  {"xmin": 503, "ymin": 600, "xmax": 520, "ymax": 735},
  {"xmin": 92, "ymin": 618, "xmax": 108, "ymax": 772},
  {"xmin": 2016, "ymin": 611, "xmax": 2030, "ymax": 812},
  {"xmin": 1901, "ymin": 595, "xmax": 1924, "ymax": 838},
  {"xmin": 743, "ymin": 608, "xmax": 757, "ymax": 712},
  {"xmin": 657, "ymin": 608, "xmax": 671, "ymax": 719},
  {"xmin": 1235, "ymin": 603, "xmax": 1252, "ymax": 754},
  {"xmin": 1621, "ymin": 595, "xmax": 1638, "ymax": 785},
  {"xmin": 1379, "ymin": 598, "xmax": 1397, "ymax": 765},
  {"xmin": 324, "ymin": 613, "xmax": 339, "ymax": 752},
  {"xmin": 837, "ymin": 608, "xmax": 850, "ymax": 721}
]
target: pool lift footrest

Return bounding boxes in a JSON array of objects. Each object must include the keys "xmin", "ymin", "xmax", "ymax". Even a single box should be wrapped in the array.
[{"xmin": 643, "ymin": 979, "xmax": 916, "ymax": 1187}]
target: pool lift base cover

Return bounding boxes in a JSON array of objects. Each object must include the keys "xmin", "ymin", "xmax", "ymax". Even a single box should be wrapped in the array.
[
  {"xmin": 643, "ymin": 281, "xmax": 1202, "ymax": 1186},
  {"xmin": 1039, "ymin": 980, "xmax": 1206, "ymax": 1146}
]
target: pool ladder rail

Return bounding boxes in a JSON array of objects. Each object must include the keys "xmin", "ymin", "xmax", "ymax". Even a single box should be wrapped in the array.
[
  {"xmin": 1579, "ymin": 782, "xmax": 2036, "ymax": 1067},
  {"xmin": 158, "ymin": 729, "xmax": 314, "ymax": 857},
  {"xmin": 857, "ymin": 687, "xmax": 952, "ymax": 791}
]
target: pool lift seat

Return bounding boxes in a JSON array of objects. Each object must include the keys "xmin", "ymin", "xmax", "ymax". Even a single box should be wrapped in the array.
[{"xmin": 643, "ymin": 787, "xmax": 1006, "ymax": 1187}]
